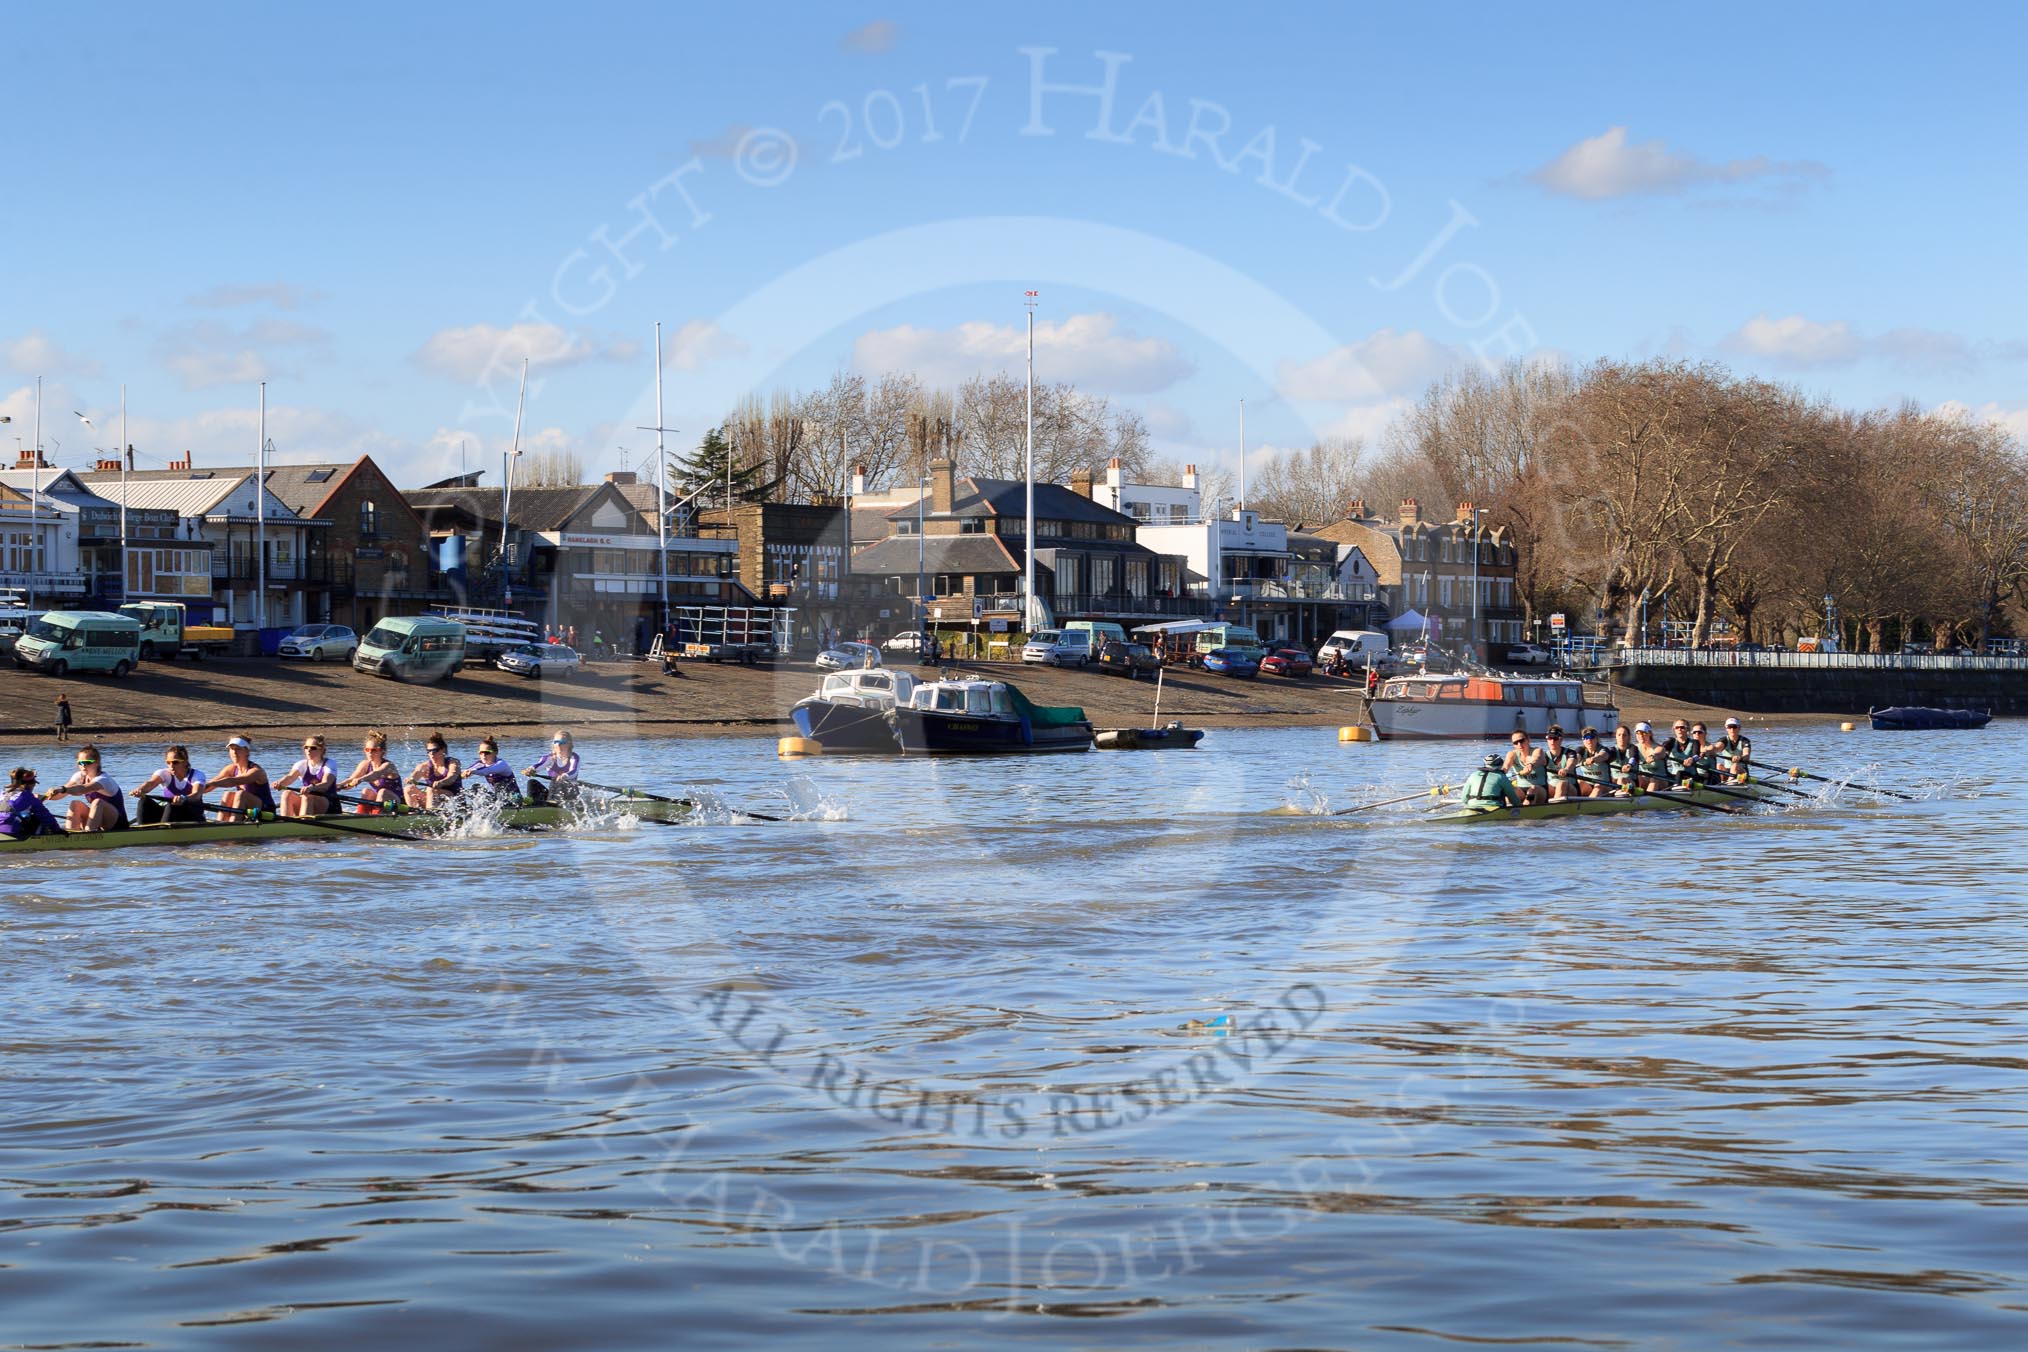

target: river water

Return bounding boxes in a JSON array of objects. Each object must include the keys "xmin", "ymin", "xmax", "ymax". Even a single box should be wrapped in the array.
[{"xmin": 5, "ymin": 722, "xmax": 2026, "ymax": 1348}]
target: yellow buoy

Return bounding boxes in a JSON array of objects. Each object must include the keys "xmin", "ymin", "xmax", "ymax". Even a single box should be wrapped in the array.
[
  {"xmin": 1840, "ymin": 721, "xmax": 1856, "ymax": 732},
  {"xmin": 778, "ymin": 736, "xmax": 823, "ymax": 758},
  {"xmin": 1339, "ymin": 725, "xmax": 1375, "ymax": 742}
]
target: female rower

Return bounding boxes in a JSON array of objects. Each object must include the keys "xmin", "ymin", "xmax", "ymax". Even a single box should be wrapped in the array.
[
  {"xmin": 1502, "ymin": 730, "xmax": 1550, "ymax": 805},
  {"xmin": 1576, "ymin": 727, "xmax": 1613, "ymax": 798},
  {"xmin": 337, "ymin": 731, "xmax": 403, "ymax": 814},
  {"xmin": 45, "ymin": 743, "xmax": 128, "ymax": 832},
  {"xmin": 276, "ymin": 736, "xmax": 339, "ymax": 817},
  {"xmin": 1715, "ymin": 717, "xmax": 1753, "ymax": 782},
  {"xmin": 1, "ymin": 767, "xmax": 63, "ymax": 839},
  {"xmin": 205, "ymin": 736, "xmax": 277, "ymax": 819},
  {"xmin": 1681, "ymin": 723, "xmax": 1719, "ymax": 786},
  {"xmin": 1461, "ymin": 753, "xmax": 1522, "ymax": 814},
  {"xmin": 1541, "ymin": 725, "xmax": 1580, "ymax": 801},
  {"xmin": 465, "ymin": 737, "xmax": 518, "ymax": 798},
  {"xmin": 1630, "ymin": 722, "xmax": 1673, "ymax": 791},
  {"xmin": 523, "ymin": 730, "xmax": 579, "ymax": 806},
  {"xmin": 405, "ymin": 733, "xmax": 464, "ymax": 810},
  {"xmin": 1606, "ymin": 725, "xmax": 1638, "ymax": 795},
  {"xmin": 131, "ymin": 745, "xmax": 208, "ymax": 824}
]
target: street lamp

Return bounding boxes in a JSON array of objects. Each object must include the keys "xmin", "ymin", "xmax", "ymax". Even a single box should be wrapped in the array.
[
  {"xmin": 916, "ymin": 474, "xmax": 929, "ymax": 655},
  {"xmin": 1469, "ymin": 506, "xmax": 1487, "ymax": 659}
]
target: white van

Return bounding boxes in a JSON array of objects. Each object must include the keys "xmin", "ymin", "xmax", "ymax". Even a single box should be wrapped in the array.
[
  {"xmin": 1317, "ymin": 629, "xmax": 1390, "ymax": 666},
  {"xmin": 1061, "ymin": 620, "xmax": 1128, "ymax": 649},
  {"xmin": 353, "ymin": 616, "xmax": 467, "ymax": 683}
]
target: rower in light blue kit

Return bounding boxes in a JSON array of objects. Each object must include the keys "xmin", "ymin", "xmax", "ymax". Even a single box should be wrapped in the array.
[
  {"xmin": 524, "ymin": 730, "xmax": 580, "ymax": 806},
  {"xmin": 1461, "ymin": 753, "xmax": 1522, "ymax": 815}
]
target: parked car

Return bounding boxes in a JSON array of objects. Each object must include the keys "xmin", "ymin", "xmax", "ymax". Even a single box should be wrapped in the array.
[
  {"xmin": 1044, "ymin": 630, "xmax": 1094, "ymax": 668},
  {"xmin": 884, "ymin": 631, "xmax": 929, "ymax": 654},
  {"xmin": 816, "ymin": 641, "xmax": 881, "ymax": 671},
  {"xmin": 495, "ymin": 643, "xmax": 582, "ymax": 680},
  {"xmin": 1020, "ymin": 629, "xmax": 1063, "ymax": 663},
  {"xmin": 1504, "ymin": 642, "xmax": 1550, "ymax": 665},
  {"xmin": 1259, "ymin": 647, "xmax": 1314, "ymax": 678},
  {"xmin": 1202, "ymin": 646, "xmax": 1260, "ymax": 679},
  {"xmin": 278, "ymin": 623, "xmax": 359, "ymax": 663},
  {"xmin": 1316, "ymin": 629, "xmax": 1390, "ymax": 668},
  {"xmin": 1095, "ymin": 640, "xmax": 1161, "ymax": 679}
]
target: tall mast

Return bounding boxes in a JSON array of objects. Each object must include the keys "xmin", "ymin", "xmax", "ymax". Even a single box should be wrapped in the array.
[
  {"xmin": 503, "ymin": 358, "xmax": 526, "ymax": 607},
  {"xmin": 256, "ymin": 382, "xmax": 267, "ymax": 629},
  {"xmin": 1023, "ymin": 289, "xmax": 1038, "ymax": 630},
  {"xmin": 1238, "ymin": 397, "xmax": 1246, "ymax": 514},
  {"xmin": 120, "ymin": 384, "xmax": 128, "ymax": 607},
  {"xmin": 654, "ymin": 322, "xmax": 668, "ymax": 633}
]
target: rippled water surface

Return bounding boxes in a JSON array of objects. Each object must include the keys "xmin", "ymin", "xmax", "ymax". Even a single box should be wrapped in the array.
[{"xmin": 6, "ymin": 722, "xmax": 2027, "ymax": 1349}]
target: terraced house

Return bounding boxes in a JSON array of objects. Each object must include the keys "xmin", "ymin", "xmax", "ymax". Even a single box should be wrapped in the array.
[{"xmin": 1312, "ymin": 498, "xmax": 1522, "ymax": 658}]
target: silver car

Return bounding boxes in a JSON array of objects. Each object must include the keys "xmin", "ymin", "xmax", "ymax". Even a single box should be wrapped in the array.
[
  {"xmin": 495, "ymin": 643, "xmax": 582, "ymax": 680},
  {"xmin": 277, "ymin": 623, "xmax": 359, "ymax": 662}
]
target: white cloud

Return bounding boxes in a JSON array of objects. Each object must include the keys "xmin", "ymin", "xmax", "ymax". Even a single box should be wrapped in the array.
[
  {"xmin": 1318, "ymin": 398, "xmax": 1415, "ymax": 445},
  {"xmin": 842, "ymin": 20, "xmax": 899, "ymax": 53},
  {"xmin": 1276, "ymin": 329, "xmax": 1459, "ymax": 403},
  {"xmin": 852, "ymin": 312, "xmax": 1192, "ymax": 393},
  {"xmin": 155, "ymin": 317, "xmax": 333, "ymax": 390},
  {"xmin": 1723, "ymin": 313, "xmax": 1993, "ymax": 372},
  {"xmin": 1530, "ymin": 126, "xmax": 1828, "ymax": 200},
  {"xmin": 412, "ymin": 321, "xmax": 629, "ymax": 383},
  {"xmin": 688, "ymin": 124, "xmax": 755, "ymax": 159},
  {"xmin": 3, "ymin": 330, "xmax": 102, "ymax": 378},
  {"xmin": 186, "ymin": 282, "xmax": 319, "ymax": 310},
  {"xmin": 1934, "ymin": 400, "xmax": 2028, "ymax": 443},
  {"xmin": 663, "ymin": 319, "xmax": 747, "ymax": 370},
  {"xmin": 1143, "ymin": 401, "xmax": 1196, "ymax": 441}
]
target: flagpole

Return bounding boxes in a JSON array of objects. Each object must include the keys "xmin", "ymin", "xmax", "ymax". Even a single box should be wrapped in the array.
[
  {"xmin": 256, "ymin": 381, "xmax": 267, "ymax": 631},
  {"xmin": 120, "ymin": 384, "xmax": 129, "ymax": 606},
  {"xmin": 1238, "ymin": 397, "xmax": 1246, "ymax": 513},
  {"xmin": 654, "ymin": 321, "xmax": 668, "ymax": 635},
  {"xmin": 1023, "ymin": 289, "xmax": 1037, "ymax": 630},
  {"xmin": 503, "ymin": 358, "xmax": 526, "ymax": 608},
  {"xmin": 30, "ymin": 376, "xmax": 41, "ymax": 613}
]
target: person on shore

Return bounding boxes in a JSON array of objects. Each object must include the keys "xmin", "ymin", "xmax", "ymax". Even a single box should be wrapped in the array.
[
  {"xmin": 1716, "ymin": 717, "xmax": 1753, "ymax": 782},
  {"xmin": 1, "ymin": 767, "xmax": 62, "ymax": 838},
  {"xmin": 1575, "ymin": 727, "xmax": 1612, "ymax": 797},
  {"xmin": 523, "ymin": 730, "xmax": 579, "ymax": 806},
  {"xmin": 405, "ymin": 733, "xmax": 464, "ymax": 810},
  {"xmin": 1630, "ymin": 722, "xmax": 1673, "ymax": 791},
  {"xmin": 205, "ymin": 736, "xmax": 277, "ymax": 819},
  {"xmin": 45, "ymin": 743, "xmax": 127, "ymax": 832},
  {"xmin": 1503, "ymin": 730, "xmax": 1550, "ymax": 805},
  {"xmin": 1365, "ymin": 665, "xmax": 1381, "ymax": 696},
  {"xmin": 1541, "ymin": 725, "xmax": 1580, "ymax": 801},
  {"xmin": 337, "ymin": 732, "xmax": 403, "ymax": 814},
  {"xmin": 131, "ymin": 746, "xmax": 208, "ymax": 824},
  {"xmin": 275, "ymin": 736, "xmax": 339, "ymax": 817},
  {"xmin": 54, "ymin": 695, "xmax": 72, "ymax": 743},
  {"xmin": 1461, "ymin": 753, "xmax": 1522, "ymax": 814},
  {"xmin": 465, "ymin": 738, "xmax": 518, "ymax": 799}
]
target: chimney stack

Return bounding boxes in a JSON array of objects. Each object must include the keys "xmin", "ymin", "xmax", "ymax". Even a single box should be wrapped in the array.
[
  {"xmin": 929, "ymin": 455, "xmax": 955, "ymax": 515},
  {"xmin": 1070, "ymin": 467, "xmax": 1094, "ymax": 499},
  {"xmin": 1455, "ymin": 501, "xmax": 1477, "ymax": 525},
  {"xmin": 1398, "ymin": 497, "xmax": 1420, "ymax": 525},
  {"xmin": 95, "ymin": 458, "xmax": 121, "ymax": 472},
  {"xmin": 604, "ymin": 470, "xmax": 637, "ymax": 485},
  {"xmin": 850, "ymin": 463, "xmax": 867, "ymax": 497},
  {"xmin": 169, "ymin": 452, "xmax": 192, "ymax": 471},
  {"xmin": 1182, "ymin": 463, "xmax": 1199, "ymax": 491},
  {"xmin": 1347, "ymin": 497, "xmax": 1367, "ymax": 520}
]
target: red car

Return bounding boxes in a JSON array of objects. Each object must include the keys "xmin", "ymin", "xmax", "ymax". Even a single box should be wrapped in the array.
[{"xmin": 1259, "ymin": 647, "xmax": 1314, "ymax": 677}]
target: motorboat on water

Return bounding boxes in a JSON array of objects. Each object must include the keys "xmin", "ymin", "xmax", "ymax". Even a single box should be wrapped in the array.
[
  {"xmin": 1366, "ymin": 672, "xmax": 1620, "ymax": 740},
  {"xmin": 790, "ymin": 668, "xmax": 917, "ymax": 753},
  {"xmin": 1868, "ymin": 706, "xmax": 1992, "ymax": 731},
  {"xmin": 891, "ymin": 676, "xmax": 1093, "ymax": 755}
]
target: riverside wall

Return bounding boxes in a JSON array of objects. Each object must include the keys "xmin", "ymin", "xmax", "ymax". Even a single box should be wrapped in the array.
[{"xmin": 1614, "ymin": 662, "xmax": 2028, "ymax": 715}]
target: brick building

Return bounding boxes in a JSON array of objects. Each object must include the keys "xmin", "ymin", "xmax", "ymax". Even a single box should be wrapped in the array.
[
  {"xmin": 1312, "ymin": 498, "xmax": 1522, "ymax": 657},
  {"xmin": 262, "ymin": 457, "xmax": 440, "ymax": 631}
]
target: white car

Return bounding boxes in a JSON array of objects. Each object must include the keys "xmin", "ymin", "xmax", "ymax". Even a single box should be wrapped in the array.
[
  {"xmin": 815, "ymin": 641, "xmax": 881, "ymax": 670},
  {"xmin": 1505, "ymin": 643, "xmax": 1551, "ymax": 665},
  {"xmin": 278, "ymin": 623, "xmax": 359, "ymax": 662},
  {"xmin": 883, "ymin": 631, "xmax": 928, "ymax": 654},
  {"xmin": 1020, "ymin": 629, "xmax": 1062, "ymax": 663}
]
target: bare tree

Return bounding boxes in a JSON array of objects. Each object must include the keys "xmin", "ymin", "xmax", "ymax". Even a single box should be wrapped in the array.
[
  {"xmin": 1247, "ymin": 439, "xmax": 1365, "ymax": 526},
  {"xmin": 515, "ymin": 446, "xmax": 586, "ymax": 488}
]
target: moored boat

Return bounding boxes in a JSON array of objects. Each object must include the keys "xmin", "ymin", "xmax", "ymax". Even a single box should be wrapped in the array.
[
  {"xmin": 1095, "ymin": 724, "xmax": 1204, "ymax": 751},
  {"xmin": 1367, "ymin": 672, "xmax": 1620, "ymax": 740},
  {"xmin": 891, "ymin": 677, "xmax": 1093, "ymax": 755},
  {"xmin": 1868, "ymin": 706, "xmax": 1992, "ymax": 731},
  {"xmin": 0, "ymin": 796, "xmax": 690, "ymax": 853},
  {"xmin": 790, "ymin": 668, "xmax": 916, "ymax": 753}
]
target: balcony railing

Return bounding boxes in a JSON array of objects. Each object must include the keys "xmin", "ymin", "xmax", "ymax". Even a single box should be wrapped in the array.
[
  {"xmin": 1604, "ymin": 646, "xmax": 2028, "ymax": 672},
  {"xmin": 1221, "ymin": 579, "xmax": 1379, "ymax": 603},
  {"xmin": 0, "ymin": 571, "xmax": 87, "ymax": 596}
]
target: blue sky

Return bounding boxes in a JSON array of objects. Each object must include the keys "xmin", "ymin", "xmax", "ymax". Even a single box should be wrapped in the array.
[{"xmin": 4, "ymin": 1, "xmax": 2024, "ymax": 486}]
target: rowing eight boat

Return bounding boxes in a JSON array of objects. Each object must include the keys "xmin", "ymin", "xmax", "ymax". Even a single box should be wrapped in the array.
[
  {"xmin": 0, "ymin": 797, "xmax": 690, "ymax": 853},
  {"xmin": 1424, "ymin": 780, "xmax": 1788, "ymax": 825}
]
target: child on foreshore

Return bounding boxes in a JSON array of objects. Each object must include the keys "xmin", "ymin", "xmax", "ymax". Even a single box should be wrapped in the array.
[{"xmin": 54, "ymin": 695, "xmax": 72, "ymax": 743}]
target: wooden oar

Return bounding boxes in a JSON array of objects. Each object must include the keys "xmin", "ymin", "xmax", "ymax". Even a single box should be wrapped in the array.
[
  {"xmin": 154, "ymin": 795, "xmax": 428, "ymax": 843},
  {"xmin": 1787, "ymin": 767, "xmax": 1919, "ymax": 801},
  {"xmin": 1331, "ymin": 785, "xmax": 1452, "ymax": 817}
]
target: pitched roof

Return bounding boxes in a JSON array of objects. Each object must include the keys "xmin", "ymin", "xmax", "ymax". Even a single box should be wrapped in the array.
[
  {"xmin": 884, "ymin": 477, "xmax": 1135, "ymax": 526},
  {"xmin": 1310, "ymin": 519, "xmax": 1403, "ymax": 584},
  {"xmin": 405, "ymin": 482, "xmax": 640, "ymax": 534},
  {"xmin": 850, "ymin": 534, "xmax": 1021, "ymax": 576},
  {"xmin": 78, "ymin": 470, "xmax": 306, "ymax": 521}
]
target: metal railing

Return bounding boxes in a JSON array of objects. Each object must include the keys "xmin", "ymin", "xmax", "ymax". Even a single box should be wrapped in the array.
[
  {"xmin": 1605, "ymin": 646, "xmax": 2028, "ymax": 672},
  {"xmin": 0, "ymin": 571, "xmax": 88, "ymax": 596}
]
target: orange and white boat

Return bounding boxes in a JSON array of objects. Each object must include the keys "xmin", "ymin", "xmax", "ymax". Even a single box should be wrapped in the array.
[{"xmin": 1367, "ymin": 672, "xmax": 1620, "ymax": 741}]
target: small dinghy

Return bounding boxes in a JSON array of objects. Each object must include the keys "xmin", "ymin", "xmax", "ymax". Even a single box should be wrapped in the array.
[
  {"xmin": 1095, "ymin": 723, "xmax": 1204, "ymax": 751},
  {"xmin": 1868, "ymin": 706, "xmax": 1992, "ymax": 731}
]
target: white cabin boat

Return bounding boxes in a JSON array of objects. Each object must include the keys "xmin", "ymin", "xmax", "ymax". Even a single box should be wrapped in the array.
[{"xmin": 1367, "ymin": 672, "xmax": 1619, "ymax": 740}]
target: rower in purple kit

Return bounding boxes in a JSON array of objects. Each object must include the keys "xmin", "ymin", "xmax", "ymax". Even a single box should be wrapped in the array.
[
  {"xmin": 337, "ymin": 731, "xmax": 403, "ymax": 814},
  {"xmin": 204, "ymin": 735, "xmax": 277, "ymax": 820},
  {"xmin": 275, "ymin": 735, "xmax": 339, "ymax": 817},
  {"xmin": 464, "ymin": 737, "xmax": 518, "ymax": 801},
  {"xmin": 131, "ymin": 745, "xmax": 208, "ymax": 824},
  {"xmin": 44, "ymin": 744, "xmax": 128, "ymax": 832},
  {"xmin": 523, "ymin": 730, "xmax": 579, "ymax": 807},
  {"xmin": 404, "ymin": 732, "xmax": 464, "ymax": 811},
  {"xmin": 1, "ymin": 766, "xmax": 63, "ymax": 839}
]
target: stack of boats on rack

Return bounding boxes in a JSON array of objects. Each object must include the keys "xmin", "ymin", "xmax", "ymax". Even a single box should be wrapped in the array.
[{"xmin": 1364, "ymin": 672, "xmax": 1620, "ymax": 741}]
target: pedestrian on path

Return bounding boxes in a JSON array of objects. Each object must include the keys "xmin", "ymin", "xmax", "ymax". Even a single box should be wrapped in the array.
[{"xmin": 54, "ymin": 695, "xmax": 73, "ymax": 742}]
